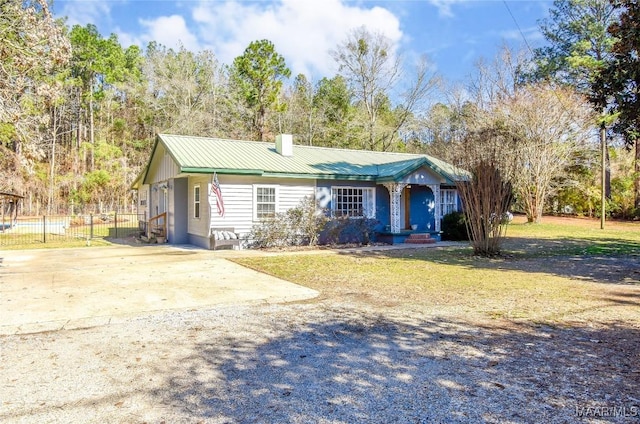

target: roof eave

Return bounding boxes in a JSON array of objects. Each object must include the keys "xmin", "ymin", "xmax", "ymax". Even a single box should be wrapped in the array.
[
  {"xmin": 137, "ymin": 135, "xmax": 163, "ymax": 186},
  {"xmin": 181, "ymin": 168, "xmax": 379, "ymax": 181},
  {"xmin": 181, "ymin": 167, "xmax": 264, "ymax": 176}
]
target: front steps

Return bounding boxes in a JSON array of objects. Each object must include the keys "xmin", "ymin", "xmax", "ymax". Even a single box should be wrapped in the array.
[
  {"xmin": 136, "ymin": 233, "xmax": 166, "ymax": 244},
  {"xmin": 376, "ymin": 231, "xmax": 440, "ymax": 245},
  {"xmin": 404, "ymin": 233, "xmax": 436, "ymax": 244}
]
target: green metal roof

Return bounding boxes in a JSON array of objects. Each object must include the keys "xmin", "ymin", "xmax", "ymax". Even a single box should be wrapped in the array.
[{"xmin": 142, "ymin": 133, "xmax": 465, "ymax": 184}]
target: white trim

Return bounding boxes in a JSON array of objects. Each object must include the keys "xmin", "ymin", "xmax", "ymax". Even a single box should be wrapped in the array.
[
  {"xmin": 253, "ymin": 184, "xmax": 279, "ymax": 220},
  {"xmin": 428, "ymin": 184, "xmax": 442, "ymax": 232},
  {"xmin": 330, "ymin": 186, "xmax": 376, "ymax": 218},
  {"xmin": 440, "ymin": 188, "xmax": 458, "ymax": 216},
  {"xmin": 382, "ymin": 183, "xmax": 407, "ymax": 233},
  {"xmin": 193, "ymin": 184, "xmax": 201, "ymax": 219}
]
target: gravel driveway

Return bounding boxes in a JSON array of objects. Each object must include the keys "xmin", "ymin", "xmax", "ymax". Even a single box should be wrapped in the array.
[{"xmin": 2, "ymin": 302, "xmax": 638, "ymax": 423}]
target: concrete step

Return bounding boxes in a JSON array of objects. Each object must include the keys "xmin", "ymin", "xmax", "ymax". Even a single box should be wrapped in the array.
[
  {"xmin": 405, "ymin": 233, "xmax": 436, "ymax": 244},
  {"xmin": 137, "ymin": 235, "xmax": 166, "ymax": 244}
]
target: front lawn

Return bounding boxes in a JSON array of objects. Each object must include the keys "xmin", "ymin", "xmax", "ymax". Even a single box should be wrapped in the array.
[{"xmin": 233, "ymin": 215, "xmax": 640, "ymax": 326}]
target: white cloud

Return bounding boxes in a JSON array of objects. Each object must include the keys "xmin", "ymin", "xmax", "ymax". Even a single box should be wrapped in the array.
[
  {"xmin": 191, "ymin": 0, "xmax": 403, "ymax": 78},
  {"xmin": 114, "ymin": 29, "xmax": 141, "ymax": 49},
  {"xmin": 462, "ymin": 49, "xmax": 477, "ymax": 64},
  {"xmin": 138, "ymin": 15, "xmax": 200, "ymax": 51},
  {"xmin": 500, "ymin": 26, "xmax": 544, "ymax": 43},
  {"xmin": 59, "ymin": 1, "xmax": 112, "ymax": 27},
  {"xmin": 93, "ymin": 0, "xmax": 403, "ymax": 78},
  {"xmin": 427, "ymin": 0, "xmax": 466, "ymax": 18}
]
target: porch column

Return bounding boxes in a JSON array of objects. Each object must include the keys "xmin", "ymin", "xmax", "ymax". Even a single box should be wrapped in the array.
[
  {"xmin": 383, "ymin": 182, "xmax": 407, "ymax": 233},
  {"xmin": 429, "ymin": 184, "xmax": 441, "ymax": 232}
]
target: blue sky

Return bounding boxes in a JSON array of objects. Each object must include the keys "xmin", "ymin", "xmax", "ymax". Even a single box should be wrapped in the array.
[{"xmin": 53, "ymin": 0, "xmax": 552, "ymax": 84}]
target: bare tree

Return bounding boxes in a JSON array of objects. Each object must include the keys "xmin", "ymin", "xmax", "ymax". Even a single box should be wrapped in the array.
[
  {"xmin": 498, "ymin": 84, "xmax": 595, "ymax": 223},
  {"xmin": 448, "ymin": 48, "xmax": 595, "ymax": 255},
  {"xmin": 0, "ymin": 0, "xmax": 70, "ymax": 192},
  {"xmin": 468, "ymin": 47, "xmax": 529, "ymax": 109},
  {"xmin": 143, "ymin": 43, "xmax": 229, "ymax": 137},
  {"xmin": 468, "ymin": 47, "xmax": 596, "ymax": 223},
  {"xmin": 330, "ymin": 26, "xmax": 439, "ymax": 151},
  {"xmin": 279, "ymin": 74, "xmax": 320, "ymax": 145}
]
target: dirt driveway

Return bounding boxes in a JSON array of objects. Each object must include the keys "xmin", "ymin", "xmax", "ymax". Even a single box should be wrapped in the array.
[{"xmin": 0, "ymin": 245, "xmax": 318, "ymax": 335}]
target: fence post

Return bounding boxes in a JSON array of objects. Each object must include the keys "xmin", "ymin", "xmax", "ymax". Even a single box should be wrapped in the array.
[
  {"xmin": 90, "ymin": 214, "xmax": 94, "ymax": 239},
  {"xmin": 43, "ymin": 215, "xmax": 46, "ymax": 244},
  {"xmin": 115, "ymin": 212, "xmax": 118, "ymax": 238}
]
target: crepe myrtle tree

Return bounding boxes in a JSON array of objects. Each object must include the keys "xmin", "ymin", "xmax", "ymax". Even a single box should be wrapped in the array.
[
  {"xmin": 468, "ymin": 47, "xmax": 596, "ymax": 224},
  {"xmin": 498, "ymin": 84, "xmax": 596, "ymax": 223},
  {"xmin": 453, "ymin": 123, "xmax": 516, "ymax": 257}
]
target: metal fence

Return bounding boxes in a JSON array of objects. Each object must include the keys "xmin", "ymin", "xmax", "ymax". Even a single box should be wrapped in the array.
[{"xmin": 0, "ymin": 213, "xmax": 145, "ymax": 246}]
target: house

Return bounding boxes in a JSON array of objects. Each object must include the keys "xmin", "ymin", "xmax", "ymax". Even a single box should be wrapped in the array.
[{"xmin": 132, "ymin": 133, "xmax": 464, "ymax": 248}]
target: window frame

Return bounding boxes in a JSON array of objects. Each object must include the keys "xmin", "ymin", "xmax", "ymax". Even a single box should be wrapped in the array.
[
  {"xmin": 330, "ymin": 186, "xmax": 376, "ymax": 218},
  {"xmin": 253, "ymin": 184, "xmax": 279, "ymax": 220},
  {"xmin": 193, "ymin": 184, "xmax": 201, "ymax": 219},
  {"xmin": 440, "ymin": 188, "xmax": 458, "ymax": 216},
  {"xmin": 139, "ymin": 189, "xmax": 147, "ymax": 207}
]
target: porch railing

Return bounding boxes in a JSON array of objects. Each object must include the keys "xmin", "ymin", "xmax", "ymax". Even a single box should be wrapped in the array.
[{"xmin": 147, "ymin": 212, "xmax": 167, "ymax": 239}]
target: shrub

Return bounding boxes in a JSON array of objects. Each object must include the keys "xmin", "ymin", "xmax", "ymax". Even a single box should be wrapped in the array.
[
  {"xmin": 320, "ymin": 216, "xmax": 379, "ymax": 245},
  {"xmin": 250, "ymin": 197, "xmax": 381, "ymax": 248},
  {"xmin": 441, "ymin": 211, "xmax": 469, "ymax": 241},
  {"xmin": 249, "ymin": 197, "xmax": 328, "ymax": 248},
  {"xmin": 250, "ymin": 215, "xmax": 290, "ymax": 248}
]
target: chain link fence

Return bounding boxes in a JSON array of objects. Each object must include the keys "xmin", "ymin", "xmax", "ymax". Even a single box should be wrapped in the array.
[{"xmin": 0, "ymin": 213, "xmax": 145, "ymax": 246}]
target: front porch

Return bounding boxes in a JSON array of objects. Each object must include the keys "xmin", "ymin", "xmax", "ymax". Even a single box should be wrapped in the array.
[{"xmin": 378, "ymin": 176, "xmax": 444, "ymax": 245}]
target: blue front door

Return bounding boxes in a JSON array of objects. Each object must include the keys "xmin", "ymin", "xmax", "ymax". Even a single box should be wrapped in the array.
[{"xmin": 409, "ymin": 186, "xmax": 434, "ymax": 231}]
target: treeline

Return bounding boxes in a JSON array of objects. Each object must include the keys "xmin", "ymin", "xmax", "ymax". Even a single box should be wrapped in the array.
[{"xmin": 1, "ymin": 0, "xmax": 638, "ymax": 219}]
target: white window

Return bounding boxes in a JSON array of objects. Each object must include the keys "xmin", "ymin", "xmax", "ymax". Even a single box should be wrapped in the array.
[
  {"xmin": 194, "ymin": 185, "xmax": 201, "ymax": 219},
  {"xmin": 331, "ymin": 187, "xmax": 375, "ymax": 218},
  {"xmin": 254, "ymin": 185, "xmax": 278, "ymax": 220},
  {"xmin": 440, "ymin": 189, "xmax": 457, "ymax": 215}
]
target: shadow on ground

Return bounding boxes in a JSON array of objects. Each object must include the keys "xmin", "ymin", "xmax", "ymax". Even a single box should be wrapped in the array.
[
  {"xmin": 339, "ymin": 236, "xmax": 640, "ymax": 286},
  {"xmin": 152, "ymin": 312, "xmax": 640, "ymax": 423}
]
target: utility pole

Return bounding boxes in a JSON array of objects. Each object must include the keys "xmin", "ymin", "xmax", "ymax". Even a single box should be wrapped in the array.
[{"xmin": 600, "ymin": 123, "xmax": 606, "ymax": 230}]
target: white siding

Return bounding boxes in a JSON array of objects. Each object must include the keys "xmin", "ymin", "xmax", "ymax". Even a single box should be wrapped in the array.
[
  {"xmin": 401, "ymin": 166, "xmax": 443, "ymax": 185},
  {"xmin": 278, "ymin": 183, "xmax": 315, "ymax": 212},
  {"xmin": 137, "ymin": 185, "xmax": 150, "ymax": 220},
  {"xmin": 146, "ymin": 145, "xmax": 179, "ymax": 184},
  {"xmin": 194, "ymin": 175, "xmax": 316, "ymax": 239},
  {"xmin": 209, "ymin": 177, "xmax": 254, "ymax": 236}
]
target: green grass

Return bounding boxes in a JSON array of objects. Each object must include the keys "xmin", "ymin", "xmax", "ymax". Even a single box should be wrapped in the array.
[
  {"xmin": 233, "ymin": 216, "xmax": 640, "ymax": 325},
  {"xmin": 0, "ymin": 238, "xmax": 114, "ymax": 250},
  {"xmin": 504, "ymin": 216, "xmax": 640, "ymax": 256},
  {"xmin": 0, "ymin": 223, "xmax": 140, "ymax": 250}
]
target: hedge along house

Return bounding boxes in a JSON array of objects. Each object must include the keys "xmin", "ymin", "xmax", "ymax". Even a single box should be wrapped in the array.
[{"xmin": 132, "ymin": 133, "xmax": 464, "ymax": 248}]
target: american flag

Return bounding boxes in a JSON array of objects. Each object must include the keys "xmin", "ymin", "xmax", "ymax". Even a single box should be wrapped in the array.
[{"xmin": 210, "ymin": 172, "xmax": 225, "ymax": 217}]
